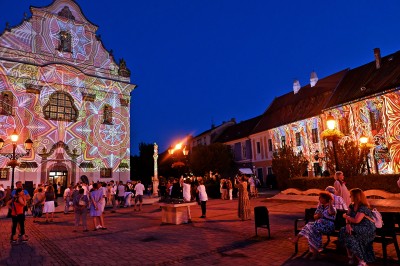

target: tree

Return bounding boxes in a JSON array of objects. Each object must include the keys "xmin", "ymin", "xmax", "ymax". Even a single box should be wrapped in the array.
[
  {"xmin": 272, "ymin": 145, "xmax": 309, "ymax": 188},
  {"xmin": 324, "ymin": 140, "xmax": 366, "ymax": 177},
  {"xmin": 130, "ymin": 143, "xmax": 154, "ymax": 185},
  {"xmin": 189, "ymin": 143, "xmax": 235, "ymax": 177}
]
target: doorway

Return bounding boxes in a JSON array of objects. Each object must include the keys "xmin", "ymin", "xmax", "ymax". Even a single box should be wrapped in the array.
[{"xmin": 48, "ymin": 170, "xmax": 68, "ymax": 196}]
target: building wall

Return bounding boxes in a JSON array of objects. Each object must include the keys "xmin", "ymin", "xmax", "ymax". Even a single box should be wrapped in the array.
[
  {"xmin": 0, "ymin": 0, "xmax": 134, "ymax": 187},
  {"xmin": 326, "ymin": 90, "xmax": 400, "ymax": 174}
]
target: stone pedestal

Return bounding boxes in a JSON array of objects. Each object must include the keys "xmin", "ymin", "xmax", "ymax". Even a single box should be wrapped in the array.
[{"xmin": 158, "ymin": 202, "xmax": 197, "ymax": 225}]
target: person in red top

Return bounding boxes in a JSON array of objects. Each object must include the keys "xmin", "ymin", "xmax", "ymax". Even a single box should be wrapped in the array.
[{"xmin": 7, "ymin": 188, "xmax": 28, "ymax": 243}]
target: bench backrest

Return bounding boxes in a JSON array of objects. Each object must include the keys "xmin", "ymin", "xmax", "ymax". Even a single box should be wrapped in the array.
[{"xmin": 303, "ymin": 207, "xmax": 346, "ymax": 231}]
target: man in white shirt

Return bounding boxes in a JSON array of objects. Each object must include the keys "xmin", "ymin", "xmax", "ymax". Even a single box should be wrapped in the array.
[
  {"xmin": 63, "ymin": 185, "xmax": 73, "ymax": 214},
  {"xmin": 133, "ymin": 180, "xmax": 145, "ymax": 211}
]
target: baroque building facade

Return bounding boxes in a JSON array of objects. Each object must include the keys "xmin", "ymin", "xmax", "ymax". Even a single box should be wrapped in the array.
[{"xmin": 0, "ymin": 0, "xmax": 135, "ymax": 188}]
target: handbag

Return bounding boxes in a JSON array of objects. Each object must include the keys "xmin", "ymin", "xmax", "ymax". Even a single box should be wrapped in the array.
[{"xmin": 78, "ymin": 196, "xmax": 86, "ymax": 206}]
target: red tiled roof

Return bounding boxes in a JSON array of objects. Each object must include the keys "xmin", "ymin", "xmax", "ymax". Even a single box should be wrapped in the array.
[
  {"xmin": 325, "ymin": 50, "xmax": 400, "ymax": 109},
  {"xmin": 215, "ymin": 115, "xmax": 263, "ymax": 143},
  {"xmin": 252, "ymin": 69, "xmax": 348, "ymax": 133}
]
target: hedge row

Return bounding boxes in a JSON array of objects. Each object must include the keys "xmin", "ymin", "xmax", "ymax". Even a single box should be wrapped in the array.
[{"xmin": 283, "ymin": 174, "xmax": 400, "ymax": 193}]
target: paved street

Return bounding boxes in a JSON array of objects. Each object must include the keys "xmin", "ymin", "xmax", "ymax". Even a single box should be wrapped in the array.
[{"xmin": 0, "ymin": 192, "xmax": 398, "ymax": 266}]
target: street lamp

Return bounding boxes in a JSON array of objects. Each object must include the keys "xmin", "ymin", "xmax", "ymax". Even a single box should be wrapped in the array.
[
  {"xmin": 0, "ymin": 129, "xmax": 33, "ymax": 190},
  {"xmin": 359, "ymin": 135, "xmax": 371, "ymax": 175},
  {"xmin": 326, "ymin": 113, "xmax": 340, "ymax": 171},
  {"xmin": 168, "ymin": 143, "xmax": 189, "ymax": 177}
]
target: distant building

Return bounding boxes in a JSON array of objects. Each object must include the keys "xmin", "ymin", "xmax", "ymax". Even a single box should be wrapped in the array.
[
  {"xmin": 190, "ymin": 118, "xmax": 236, "ymax": 149},
  {"xmin": 0, "ymin": 0, "xmax": 136, "ymax": 188}
]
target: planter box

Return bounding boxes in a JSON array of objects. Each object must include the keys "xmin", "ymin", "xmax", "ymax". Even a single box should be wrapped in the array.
[{"xmin": 158, "ymin": 202, "xmax": 198, "ymax": 225}]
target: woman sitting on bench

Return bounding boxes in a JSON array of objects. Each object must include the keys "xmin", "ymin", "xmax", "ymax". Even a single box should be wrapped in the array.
[
  {"xmin": 292, "ymin": 191, "xmax": 336, "ymax": 260},
  {"xmin": 339, "ymin": 188, "xmax": 375, "ymax": 266}
]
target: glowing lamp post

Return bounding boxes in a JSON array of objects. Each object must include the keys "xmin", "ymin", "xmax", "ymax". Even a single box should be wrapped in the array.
[
  {"xmin": 359, "ymin": 135, "xmax": 371, "ymax": 175},
  {"xmin": 0, "ymin": 129, "xmax": 33, "ymax": 190},
  {"xmin": 168, "ymin": 143, "xmax": 189, "ymax": 177},
  {"xmin": 326, "ymin": 113, "xmax": 340, "ymax": 171}
]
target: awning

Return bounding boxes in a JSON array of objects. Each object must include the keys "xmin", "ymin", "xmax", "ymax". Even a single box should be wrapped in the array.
[{"xmin": 239, "ymin": 168, "xmax": 253, "ymax": 175}]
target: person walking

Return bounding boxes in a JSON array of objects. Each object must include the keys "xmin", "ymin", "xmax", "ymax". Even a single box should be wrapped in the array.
[
  {"xmin": 43, "ymin": 185, "xmax": 56, "ymax": 223},
  {"xmin": 197, "ymin": 179, "xmax": 208, "ymax": 218},
  {"xmin": 8, "ymin": 188, "xmax": 28, "ymax": 243},
  {"xmin": 333, "ymin": 171, "xmax": 351, "ymax": 206},
  {"xmin": 235, "ymin": 175, "xmax": 251, "ymax": 221}
]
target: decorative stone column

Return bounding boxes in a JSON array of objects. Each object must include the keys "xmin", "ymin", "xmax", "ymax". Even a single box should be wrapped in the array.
[{"xmin": 152, "ymin": 143, "xmax": 159, "ymax": 196}]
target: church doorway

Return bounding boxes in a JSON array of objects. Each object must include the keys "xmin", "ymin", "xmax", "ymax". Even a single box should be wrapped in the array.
[{"xmin": 48, "ymin": 164, "xmax": 68, "ymax": 197}]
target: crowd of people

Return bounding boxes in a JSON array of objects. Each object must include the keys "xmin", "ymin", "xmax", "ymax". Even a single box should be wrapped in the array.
[
  {"xmin": 3, "ymin": 178, "xmax": 154, "ymax": 242},
  {"xmin": 3, "ymin": 170, "xmax": 395, "ymax": 265}
]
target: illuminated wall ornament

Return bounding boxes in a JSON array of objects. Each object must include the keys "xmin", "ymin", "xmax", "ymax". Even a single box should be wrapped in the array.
[{"xmin": 0, "ymin": 0, "xmax": 136, "ymax": 186}]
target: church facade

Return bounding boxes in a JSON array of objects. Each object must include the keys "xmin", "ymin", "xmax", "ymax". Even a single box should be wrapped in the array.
[{"xmin": 0, "ymin": 0, "xmax": 135, "ymax": 188}]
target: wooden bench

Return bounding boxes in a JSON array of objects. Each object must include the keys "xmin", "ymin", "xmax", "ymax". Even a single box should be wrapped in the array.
[
  {"xmin": 294, "ymin": 207, "xmax": 346, "ymax": 253},
  {"xmin": 375, "ymin": 212, "xmax": 400, "ymax": 265},
  {"xmin": 294, "ymin": 208, "xmax": 400, "ymax": 264}
]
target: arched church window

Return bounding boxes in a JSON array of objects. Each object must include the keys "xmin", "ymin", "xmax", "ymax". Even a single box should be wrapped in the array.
[
  {"xmin": 43, "ymin": 91, "xmax": 78, "ymax": 122},
  {"xmin": 103, "ymin": 105, "xmax": 113, "ymax": 125},
  {"xmin": 58, "ymin": 31, "xmax": 72, "ymax": 53},
  {"xmin": 0, "ymin": 91, "xmax": 13, "ymax": 115}
]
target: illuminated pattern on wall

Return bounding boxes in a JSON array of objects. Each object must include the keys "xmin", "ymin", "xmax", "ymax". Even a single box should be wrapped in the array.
[
  {"xmin": 0, "ymin": 0, "xmax": 135, "ymax": 184},
  {"xmin": 323, "ymin": 91, "xmax": 400, "ymax": 174},
  {"xmin": 270, "ymin": 116, "xmax": 324, "ymax": 164}
]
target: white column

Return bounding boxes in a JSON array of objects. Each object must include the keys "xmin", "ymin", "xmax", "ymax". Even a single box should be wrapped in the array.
[{"xmin": 152, "ymin": 143, "xmax": 159, "ymax": 196}]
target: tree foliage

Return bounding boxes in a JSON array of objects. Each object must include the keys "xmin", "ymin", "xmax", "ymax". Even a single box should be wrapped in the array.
[
  {"xmin": 272, "ymin": 145, "xmax": 309, "ymax": 188},
  {"xmin": 324, "ymin": 140, "xmax": 367, "ymax": 177},
  {"xmin": 189, "ymin": 143, "xmax": 235, "ymax": 177},
  {"xmin": 130, "ymin": 142, "xmax": 154, "ymax": 185}
]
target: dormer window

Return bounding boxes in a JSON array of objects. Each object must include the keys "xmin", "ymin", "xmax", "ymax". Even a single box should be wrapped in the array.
[
  {"xmin": 103, "ymin": 105, "xmax": 113, "ymax": 125},
  {"xmin": 58, "ymin": 31, "xmax": 72, "ymax": 53},
  {"xmin": 0, "ymin": 91, "xmax": 13, "ymax": 115}
]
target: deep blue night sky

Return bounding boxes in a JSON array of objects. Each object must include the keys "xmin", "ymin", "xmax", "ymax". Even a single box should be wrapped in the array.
[{"xmin": 2, "ymin": 0, "xmax": 400, "ymax": 155}]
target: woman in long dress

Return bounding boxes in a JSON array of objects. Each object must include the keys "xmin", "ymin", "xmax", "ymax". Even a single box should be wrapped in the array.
[
  {"xmin": 340, "ymin": 188, "xmax": 375, "ymax": 266},
  {"xmin": 235, "ymin": 175, "xmax": 251, "ymax": 220},
  {"xmin": 292, "ymin": 192, "xmax": 336, "ymax": 260}
]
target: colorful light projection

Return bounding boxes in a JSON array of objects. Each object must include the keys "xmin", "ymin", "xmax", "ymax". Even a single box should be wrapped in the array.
[{"xmin": 0, "ymin": 0, "xmax": 135, "ymax": 182}]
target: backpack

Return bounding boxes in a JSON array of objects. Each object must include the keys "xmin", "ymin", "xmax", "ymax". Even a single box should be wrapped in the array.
[{"xmin": 366, "ymin": 208, "xmax": 383, "ymax": 228}]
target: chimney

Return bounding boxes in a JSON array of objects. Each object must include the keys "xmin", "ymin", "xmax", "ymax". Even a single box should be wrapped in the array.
[
  {"xmin": 293, "ymin": 79, "xmax": 301, "ymax": 94},
  {"xmin": 374, "ymin": 48, "xmax": 381, "ymax": 69},
  {"xmin": 310, "ymin": 71, "xmax": 318, "ymax": 87}
]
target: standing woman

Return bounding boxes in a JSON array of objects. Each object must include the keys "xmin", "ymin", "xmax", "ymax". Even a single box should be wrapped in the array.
[
  {"xmin": 72, "ymin": 187, "xmax": 89, "ymax": 232},
  {"xmin": 89, "ymin": 183, "xmax": 106, "ymax": 230},
  {"xmin": 333, "ymin": 171, "xmax": 351, "ymax": 207},
  {"xmin": 235, "ymin": 175, "xmax": 251, "ymax": 221},
  {"xmin": 8, "ymin": 188, "xmax": 28, "ymax": 242},
  {"xmin": 43, "ymin": 185, "xmax": 56, "ymax": 223},
  {"xmin": 339, "ymin": 188, "xmax": 376, "ymax": 266}
]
